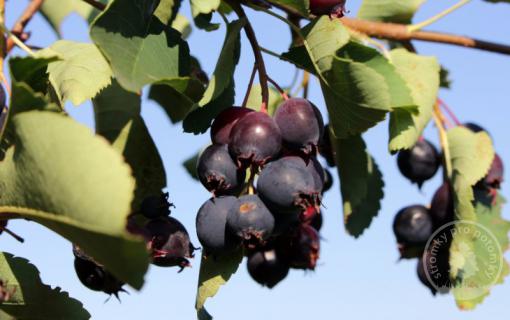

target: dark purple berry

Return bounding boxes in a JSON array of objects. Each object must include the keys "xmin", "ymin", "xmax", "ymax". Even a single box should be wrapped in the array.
[
  {"xmin": 322, "ymin": 168, "xmax": 333, "ymax": 193},
  {"xmin": 227, "ymin": 195, "xmax": 275, "ymax": 248},
  {"xmin": 463, "ymin": 122, "xmax": 486, "ymax": 133},
  {"xmin": 211, "ymin": 107, "xmax": 253, "ymax": 145},
  {"xmin": 397, "ymin": 139, "xmax": 440, "ymax": 188},
  {"xmin": 274, "ymin": 98, "xmax": 324, "ymax": 154},
  {"xmin": 228, "ymin": 112, "xmax": 282, "ymax": 167},
  {"xmin": 430, "ymin": 183, "xmax": 454, "ymax": 229},
  {"xmin": 310, "ymin": 0, "xmax": 347, "ymax": 16},
  {"xmin": 310, "ymin": 211, "xmax": 323, "ymax": 231},
  {"xmin": 145, "ymin": 217, "xmax": 196, "ymax": 270},
  {"xmin": 196, "ymin": 196, "xmax": 240, "ymax": 254},
  {"xmin": 283, "ymin": 155, "xmax": 325, "ymax": 191},
  {"xmin": 476, "ymin": 153, "xmax": 504, "ymax": 190},
  {"xmin": 418, "ymin": 245, "xmax": 451, "ymax": 295},
  {"xmin": 247, "ymin": 248, "xmax": 289, "ymax": 288},
  {"xmin": 393, "ymin": 205, "xmax": 434, "ymax": 247},
  {"xmin": 319, "ymin": 124, "xmax": 336, "ymax": 167},
  {"xmin": 73, "ymin": 246, "xmax": 125, "ymax": 297},
  {"xmin": 257, "ymin": 157, "xmax": 321, "ymax": 215},
  {"xmin": 140, "ymin": 193, "xmax": 174, "ymax": 219},
  {"xmin": 197, "ymin": 144, "xmax": 246, "ymax": 195},
  {"xmin": 287, "ymin": 225, "xmax": 320, "ymax": 270}
]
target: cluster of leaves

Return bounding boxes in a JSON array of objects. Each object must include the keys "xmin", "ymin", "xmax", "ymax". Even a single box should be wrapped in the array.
[{"xmin": 0, "ymin": 0, "xmax": 508, "ymax": 319}]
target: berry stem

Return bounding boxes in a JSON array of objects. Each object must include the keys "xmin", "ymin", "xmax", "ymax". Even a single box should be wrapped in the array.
[
  {"xmin": 226, "ymin": 0, "xmax": 270, "ymax": 113},
  {"xmin": 437, "ymin": 98, "xmax": 462, "ymax": 126},
  {"xmin": 432, "ymin": 104, "xmax": 453, "ymax": 180},
  {"xmin": 302, "ymin": 71, "xmax": 310, "ymax": 99},
  {"xmin": 5, "ymin": 0, "xmax": 44, "ymax": 53},
  {"xmin": 0, "ymin": 225, "xmax": 25, "ymax": 243},
  {"xmin": 266, "ymin": 76, "xmax": 289, "ymax": 100},
  {"xmin": 407, "ymin": 0, "xmax": 472, "ymax": 33},
  {"xmin": 242, "ymin": 63, "xmax": 258, "ymax": 108}
]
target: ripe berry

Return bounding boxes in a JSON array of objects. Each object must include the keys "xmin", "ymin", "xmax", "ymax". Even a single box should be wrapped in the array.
[
  {"xmin": 228, "ymin": 111, "xmax": 282, "ymax": 167},
  {"xmin": 73, "ymin": 246, "xmax": 125, "ymax": 297},
  {"xmin": 140, "ymin": 193, "xmax": 174, "ymax": 219},
  {"xmin": 310, "ymin": 0, "xmax": 347, "ymax": 16},
  {"xmin": 418, "ymin": 246, "xmax": 451, "ymax": 295},
  {"xmin": 393, "ymin": 205, "xmax": 434, "ymax": 247},
  {"xmin": 319, "ymin": 124, "xmax": 336, "ymax": 167},
  {"xmin": 196, "ymin": 196, "xmax": 240, "ymax": 254},
  {"xmin": 247, "ymin": 248, "xmax": 290, "ymax": 288},
  {"xmin": 210, "ymin": 107, "xmax": 253, "ymax": 145},
  {"xmin": 397, "ymin": 139, "xmax": 440, "ymax": 188},
  {"xmin": 430, "ymin": 183, "xmax": 454, "ymax": 229},
  {"xmin": 145, "ymin": 217, "xmax": 196, "ymax": 270},
  {"xmin": 476, "ymin": 153, "xmax": 504, "ymax": 190},
  {"xmin": 287, "ymin": 225, "xmax": 320, "ymax": 270},
  {"xmin": 274, "ymin": 98, "xmax": 324, "ymax": 154},
  {"xmin": 463, "ymin": 122, "xmax": 486, "ymax": 133},
  {"xmin": 322, "ymin": 168, "xmax": 333, "ymax": 193},
  {"xmin": 257, "ymin": 157, "xmax": 321, "ymax": 215},
  {"xmin": 197, "ymin": 144, "xmax": 246, "ymax": 195},
  {"xmin": 283, "ymin": 155, "xmax": 325, "ymax": 191},
  {"xmin": 227, "ymin": 195, "xmax": 275, "ymax": 248}
]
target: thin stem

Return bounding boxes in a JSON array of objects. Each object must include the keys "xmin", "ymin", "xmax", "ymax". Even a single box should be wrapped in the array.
[
  {"xmin": 302, "ymin": 71, "xmax": 310, "ymax": 99},
  {"xmin": 81, "ymin": 0, "xmax": 106, "ymax": 11},
  {"xmin": 1, "ymin": 25, "xmax": 34, "ymax": 56},
  {"xmin": 226, "ymin": 0, "xmax": 269, "ymax": 112},
  {"xmin": 408, "ymin": 0, "xmax": 471, "ymax": 33},
  {"xmin": 264, "ymin": 1, "xmax": 510, "ymax": 56},
  {"xmin": 438, "ymin": 98, "xmax": 461, "ymax": 126},
  {"xmin": 260, "ymin": 46, "xmax": 281, "ymax": 59},
  {"xmin": 267, "ymin": 76, "xmax": 289, "ymax": 100},
  {"xmin": 6, "ymin": 0, "xmax": 44, "ymax": 52},
  {"xmin": 0, "ymin": 225, "xmax": 25, "ymax": 243},
  {"xmin": 242, "ymin": 63, "xmax": 258, "ymax": 108},
  {"xmin": 432, "ymin": 104, "xmax": 452, "ymax": 180}
]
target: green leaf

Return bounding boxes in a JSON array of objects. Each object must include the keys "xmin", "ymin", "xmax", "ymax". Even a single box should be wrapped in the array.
[
  {"xmin": 183, "ymin": 152, "xmax": 200, "ymax": 180},
  {"xmin": 451, "ymin": 191, "xmax": 510, "ymax": 309},
  {"xmin": 388, "ymin": 49, "xmax": 440, "ymax": 151},
  {"xmin": 90, "ymin": 0, "xmax": 191, "ymax": 92},
  {"xmin": 283, "ymin": 18, "xmax": 416, "ymax": 138},
  {"xmin": 41, "ymin": 40, "xmax": 113, "ymax": 106},
  {"xmin": 172, "ymin": 14, "xmax": 192, "ymax": 39},
  {"xmin": 358, "ymin": 0, "xmax": 425, "ymax": 23},
  {"xmin": 183, "ymin": 19, "xmax": 244, "ymax": 134},
  {"xmin": 0, "ymin": 253, "xmax": 90, "ymax": 319},
  {"xmin": 0, "ymin": 111, "xmax": 149, "ymax": 289},
  {"xmin": 333, "ymin": 134, "xmax": 384, "ymax": 237},
  {"xmin": 195, "ymin": 250, "xmax": 243, "ymax": 320},
  {"xmin": 154, "ymin": 0, "xmax": 182, "ymax": 24},
  {"xmin": 40, "ymin": 0, "xmax": 105, "ymax": 34},
  {"xmin": 190, "ymin": 0, "xmax": 221, "ymax": 31},
  {"xmin": 93, "ymin": 80, "xmax": 166, "ymax": 210},
  {"xmin": 245, "ymin": 84, "xmax": 285, "ymax": 116}
]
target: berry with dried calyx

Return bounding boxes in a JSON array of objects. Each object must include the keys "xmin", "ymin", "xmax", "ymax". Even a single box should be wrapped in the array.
[
  {"xmin": 140, "ymin": 193, "xmax": 174, "ymax": 219},
  {"xmin": 211, "ymin": 107, "xmax": 253, "ymax": 145},
  {"xmin": 310, "ymin": 0, "xmax": 347, "ymax": 17},
  {"xmin": 197, "ymin": 144, "xmax": 246, "ymax": 195},
  {"xmin": 286, "ymin": 224, "xmax": 321, "ymax": 270}
]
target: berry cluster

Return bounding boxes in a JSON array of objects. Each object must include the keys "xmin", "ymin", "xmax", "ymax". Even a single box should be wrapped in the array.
[
  {"xmin": 393, "ymin": 124, "xmax": 504, "ymax": 294},
  {"xmin": 74, "ymin": 193, "xmax": 197, "ymax": 297},
  {"xmin": 195, "ymin": 98, "xmax": 333, "ymax": 288}
]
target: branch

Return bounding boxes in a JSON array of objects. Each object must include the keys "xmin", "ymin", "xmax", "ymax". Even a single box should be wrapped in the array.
[
  {"xmin": 81, "ymin": 0, "xmax": 106, "ymax": 11},
  {"xmin": 265, "ymin": 2, "xmax": 510, "ymax": 56},
  {"xmin": 6, "ymin": 0, "xmax": 44, "ymax": 53},
  {"xmin": 226, "ymin": 0, "xmax": 270, "ymax": 112}
]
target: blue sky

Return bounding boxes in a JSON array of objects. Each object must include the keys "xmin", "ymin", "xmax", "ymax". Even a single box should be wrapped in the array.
[{"xmin": 2, "ymin": 0, "xmax": 510, "ymax": 319}]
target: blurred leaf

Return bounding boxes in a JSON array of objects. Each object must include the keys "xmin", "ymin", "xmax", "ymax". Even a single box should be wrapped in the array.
[
  {"xmin": 358, "ymin": 0, "xmax": 425, "ymax": 23},
  {"xmin": 90, "ymin": 0, "xmax": 190, "ymax": 92},
  {"xmin": 0, "ymin": 111, "xmax": 149, "ymax": 289},
  {"xmin": 154, "ymin": 0, "xmax": 182, "ymax": 24},
  {"xmin": 183, "ymin": 19, "xmax": 244, "ymax": 134},
  {"xmin": 94, "ymin": 80, "xmax": 166, "ymax": 210},
  {"xmin": 0, "ymin": 253, "xmax": 90, "ymax": 319},
  {"xmin": 333, "ymin": 134, "xmax": 384, "ymax": 237},
  {"xmin": 440, "ymin": 66, "xmax": 452, "ymax": 89},
  {"xmin": 245, "ymin": 84, "xmax": 285, "ymax": 116},
  {"xmin": 172, "ymin": 14, "xmax": 192, "ymax": 39},
  {"xmin": 388, "ymin": 49, "xmax": 440, "ymax": 151},
  {"xmin": 41, "ymin": 40, "xmax": 112, "ymax": 106},
  {"xmin": 40, "ymin": 0, "xmax": 108, "ymax": 34},
  {"xmin": 190, "ymin": 0, "xmax": 221, "ymax": 31},
  {"xmin": 195, "ymin": 250, "xmax": 243, "ymax": 320},
  {"xmin": 266, "ymin": 0, "xmax": 309, "ymax": 16},
  {"xmin": 183, "ymin": 152, "xmax": 200, "ymax": 180}
]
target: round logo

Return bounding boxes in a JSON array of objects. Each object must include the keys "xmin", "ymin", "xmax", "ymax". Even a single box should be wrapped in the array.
[{"xmin": 422, "ymin": 220, "xmax": 504, "ymax": 300}]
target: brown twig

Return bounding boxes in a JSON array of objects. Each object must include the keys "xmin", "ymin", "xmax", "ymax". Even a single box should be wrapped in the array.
[
  {"xmin": 81, "ymin": 0, "xmax": 106, "ymax": 11},
  {"xmin": 266, "ymin": 2, "xmax": 510, "ymax": 56},
  {"xmin": 6, "ymin": 0, "xmax": 44, "ymax": 53},
  {"xmin": 226, "ymin": 0, "xmax": 270, "ymax": 112}
]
